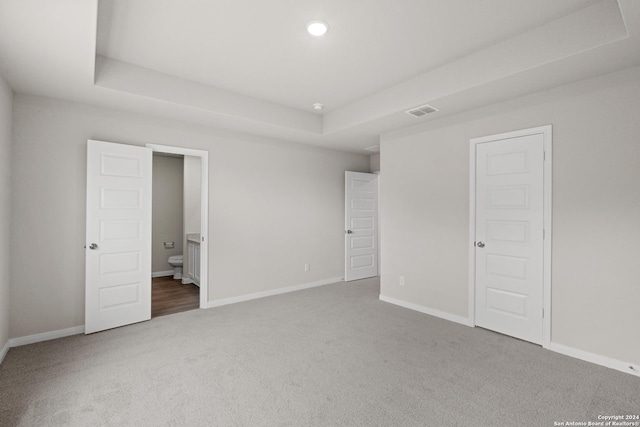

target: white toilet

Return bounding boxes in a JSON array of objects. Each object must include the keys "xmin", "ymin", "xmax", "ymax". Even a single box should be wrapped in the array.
[{"xmin": 168, "ymin": 255, "xmax": 183, "ymax": 279}]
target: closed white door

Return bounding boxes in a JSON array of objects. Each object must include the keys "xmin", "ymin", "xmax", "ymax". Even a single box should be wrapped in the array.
[
  {"xmin": 85, "ymin": 140, "xmax": 152, "ymax": 334},
  {"xmin": 345, "ymin": 171, "xmax": 378, "ymax": 281},
  {"xmin": 475, "ymin": 134, "xmax": 544, "ymax": 344}
]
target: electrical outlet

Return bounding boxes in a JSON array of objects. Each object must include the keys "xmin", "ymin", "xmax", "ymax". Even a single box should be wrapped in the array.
[
  {"xmin": 304, "ymin": 263, "xmax": 310, "ymax": 272},
  {"xmin": 399, "ymin": 275, "xmax": 405, "ymax": 286}
]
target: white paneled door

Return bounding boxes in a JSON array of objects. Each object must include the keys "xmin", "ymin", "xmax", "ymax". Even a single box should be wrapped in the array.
[
  {"xmin": 85, "ymin": 140, "xmax": 152, "ymax": 334},
  {"xmin": 474, "ymin": 133, "xmax": 545, "ymax": 344},
  {"xmin": 345, "ymin": 171, "xmax": 378, "ymax": 281}
]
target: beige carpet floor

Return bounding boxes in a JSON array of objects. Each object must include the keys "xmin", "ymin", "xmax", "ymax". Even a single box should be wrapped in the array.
[{"xmin": 0, "ymin": 277, "xmax": 638, "ymax": 426}]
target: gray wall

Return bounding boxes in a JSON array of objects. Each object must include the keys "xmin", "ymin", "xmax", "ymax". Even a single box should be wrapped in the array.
[
  {"xmin": 10, "ymin": 94, "xmax": 370, "ymax": 338},
  {"xmin": 380, "ymin": 67, "xmax": 640, "ymax": 366},
  {"xmin": 152, "ymin": 154, "xmax": 184, "ymax": 273},
  {"xmin": 0, "ymin": 74, "xmax": 11, "ymax": 353}
]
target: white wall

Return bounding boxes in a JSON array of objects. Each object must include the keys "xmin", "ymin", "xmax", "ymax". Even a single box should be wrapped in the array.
[
  {"xmin": 10, "ymin": 94, "xmax": 370, "ymax": 338},
  {"xmin": 380, "ymin": 67, "xmax": 640, "ymax": 366},
  {"xmin": 369, "ymin": 154, "xmax": 380, "ymax": 173},
  {"xmin": 0, "ymin": 74, "xmax": 12, "ymax": 354},
  {"xmin": 183, "ymin": 156, "xmax": 201, "ymax": 236},
  {"xmin": 152, "ymin": 154, "xmax": 184, "ymax": 273},
  {"xmin": 183, "ymin": 155, "xmax": 201, "ymax": 276}
]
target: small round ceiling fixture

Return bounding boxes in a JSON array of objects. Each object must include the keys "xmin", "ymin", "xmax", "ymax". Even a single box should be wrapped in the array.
[
  {"xmin": 313, "ymin": 103, "xmax": 324, "ymax": 111},
  {"xmin": 307, "ymin": 20, "xmax": 329, "ymax": 36}
]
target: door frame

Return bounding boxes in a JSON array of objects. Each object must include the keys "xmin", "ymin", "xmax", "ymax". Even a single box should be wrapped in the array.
[
  {"xmin": 468, "ymin": 125, "xmax": 552, "ymax": 348},
  {"xmin": 147, "ymin": 143, "xmax": 209, "ymax": 309}
]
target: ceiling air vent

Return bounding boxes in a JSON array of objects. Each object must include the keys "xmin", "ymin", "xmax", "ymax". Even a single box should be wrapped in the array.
[{"xmin": 406, "ymin": 104, "xmax": 439, "ymax": 117}]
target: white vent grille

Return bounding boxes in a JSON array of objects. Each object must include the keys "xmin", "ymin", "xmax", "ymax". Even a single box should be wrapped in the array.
[{"xmin": 406, "ymin": 104, "xmax": 439, "ymax": 117}]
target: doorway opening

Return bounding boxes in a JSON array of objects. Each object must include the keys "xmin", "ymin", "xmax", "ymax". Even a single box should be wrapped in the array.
[
  {"xmin": 150, "ymin": 152, "xmax": 202, "ymax": 317},
  {"xmin": 147, "ymin": 144, "xmax": 209, "ymax": 311}
]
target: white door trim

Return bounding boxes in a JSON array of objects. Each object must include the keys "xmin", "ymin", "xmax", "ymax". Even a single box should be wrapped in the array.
[
  {"xmin": 146, "ymin": 143, "xmax": 209, "ymax": 309},
  {"xmin": 468, "ymin": 125, "xmax": 552, "ymax": 348},
  {"xmin": 374, "ymin": 171, "xmax": 381, "ymax": 277}
]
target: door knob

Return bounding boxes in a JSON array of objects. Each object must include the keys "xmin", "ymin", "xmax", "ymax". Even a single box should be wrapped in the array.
[
  {"xmin": 89, "ymin": 243, "xmax": 98, "ymax": 250},
  {"xmin": 346, "ymin": 230, "xmax": 353, "ymax": 234},
  {"xmin": 476, "ymin": 241, "xmax": 485, "ymax": 248}
]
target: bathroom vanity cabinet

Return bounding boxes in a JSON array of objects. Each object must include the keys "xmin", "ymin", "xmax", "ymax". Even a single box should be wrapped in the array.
[{"xmin": 187, "ymin": 235, "xmax": 200, "ymax": 287}]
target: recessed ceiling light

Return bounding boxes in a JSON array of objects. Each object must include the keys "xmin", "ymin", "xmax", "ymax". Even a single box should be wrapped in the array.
[
  {"xmin": 307, "ymin": 20, "xmax": 329, "ymax": 36},
  {"xmin": 313, "ymin": 103, "xmax": 324, "ymax": 110}
]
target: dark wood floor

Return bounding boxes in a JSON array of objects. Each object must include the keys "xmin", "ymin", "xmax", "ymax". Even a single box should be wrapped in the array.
[{"xmin": 152, "ymin": 276, "xmax": 199, "ymax": 318}]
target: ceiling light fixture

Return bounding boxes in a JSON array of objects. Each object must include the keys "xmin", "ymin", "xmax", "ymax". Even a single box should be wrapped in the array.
[
  {"xmin": 307, "ymin": 20, "xmax": 329, "ymax": 36},
  {"xmin": 313, "ymin": 103, "xmax": 324, "ymax": 110}
]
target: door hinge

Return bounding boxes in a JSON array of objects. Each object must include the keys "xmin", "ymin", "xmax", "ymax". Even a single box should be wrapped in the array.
[
  {"xmin": 543, "ymin": 151, "xmax": 546, "ymax": 161},
  {"xmin": 543, "ymin": 229, "xmax": 545, "ymax": 239},
  {"xmin": 542, "ymin": 308, "xmax": 545, "ymax": 318}
]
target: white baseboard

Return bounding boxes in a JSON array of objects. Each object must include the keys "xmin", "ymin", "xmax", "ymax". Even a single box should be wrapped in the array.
[
  {"xmin": 207, "ymin": 277, "xmax": 342, "ymax": 309},
  {"xmin": 4, "ymin": 293, "xmax": 636, "ymax": 380},
  {"xmin": 0, "ymin": 340, "xmax": 9, "ymax": 364},
  {"xmin": 9, "ymin": 325, "xmax": 85, "ymax": 348},
  {"xmin": 152, "ymin": 270, "xmax": 174, "ymax": 278},
  {"xmin": 379, "ymin": 294, "xmax": 474, "ymax": 327},
  {"xmin": 379, "ymin": 294, "xmax": 639, "ymax": 378},
  {"xmin": 181, "ymin": 278, "xmax": 201, "ymax": 287},
  {"xmin": 548, "ymin": 342, "xmax": 640, "ymax": 378}
]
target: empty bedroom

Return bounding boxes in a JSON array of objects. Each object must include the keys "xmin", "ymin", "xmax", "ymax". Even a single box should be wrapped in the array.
[{"xmin": 0, "ymin": 0, "xmax": 639, "ymax": 425}]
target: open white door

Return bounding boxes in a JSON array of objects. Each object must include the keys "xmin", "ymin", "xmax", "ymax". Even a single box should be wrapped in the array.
[
  {"xmin": 85, "ymin": 140, "xmax": 152, "ymax": 334},
  {"xmin": 473, "ymin": 132, "xmax": 545, "ymax": 344},
  {"xmin": 345, "ymin": 171, "xmax": 378, "ymax": 281}
]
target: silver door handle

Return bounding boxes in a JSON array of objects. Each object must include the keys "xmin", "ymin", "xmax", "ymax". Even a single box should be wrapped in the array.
[
  {"xmin": 89, "ymin": 243, "xmax": 98, "ymax": 250},
  {"xmin": 346, "ymin": 230, "xmax": 353, "ymax": 234},
  {"xmin": 476, "ymin": 241, "xmax": 485, "ymax": 248}
]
